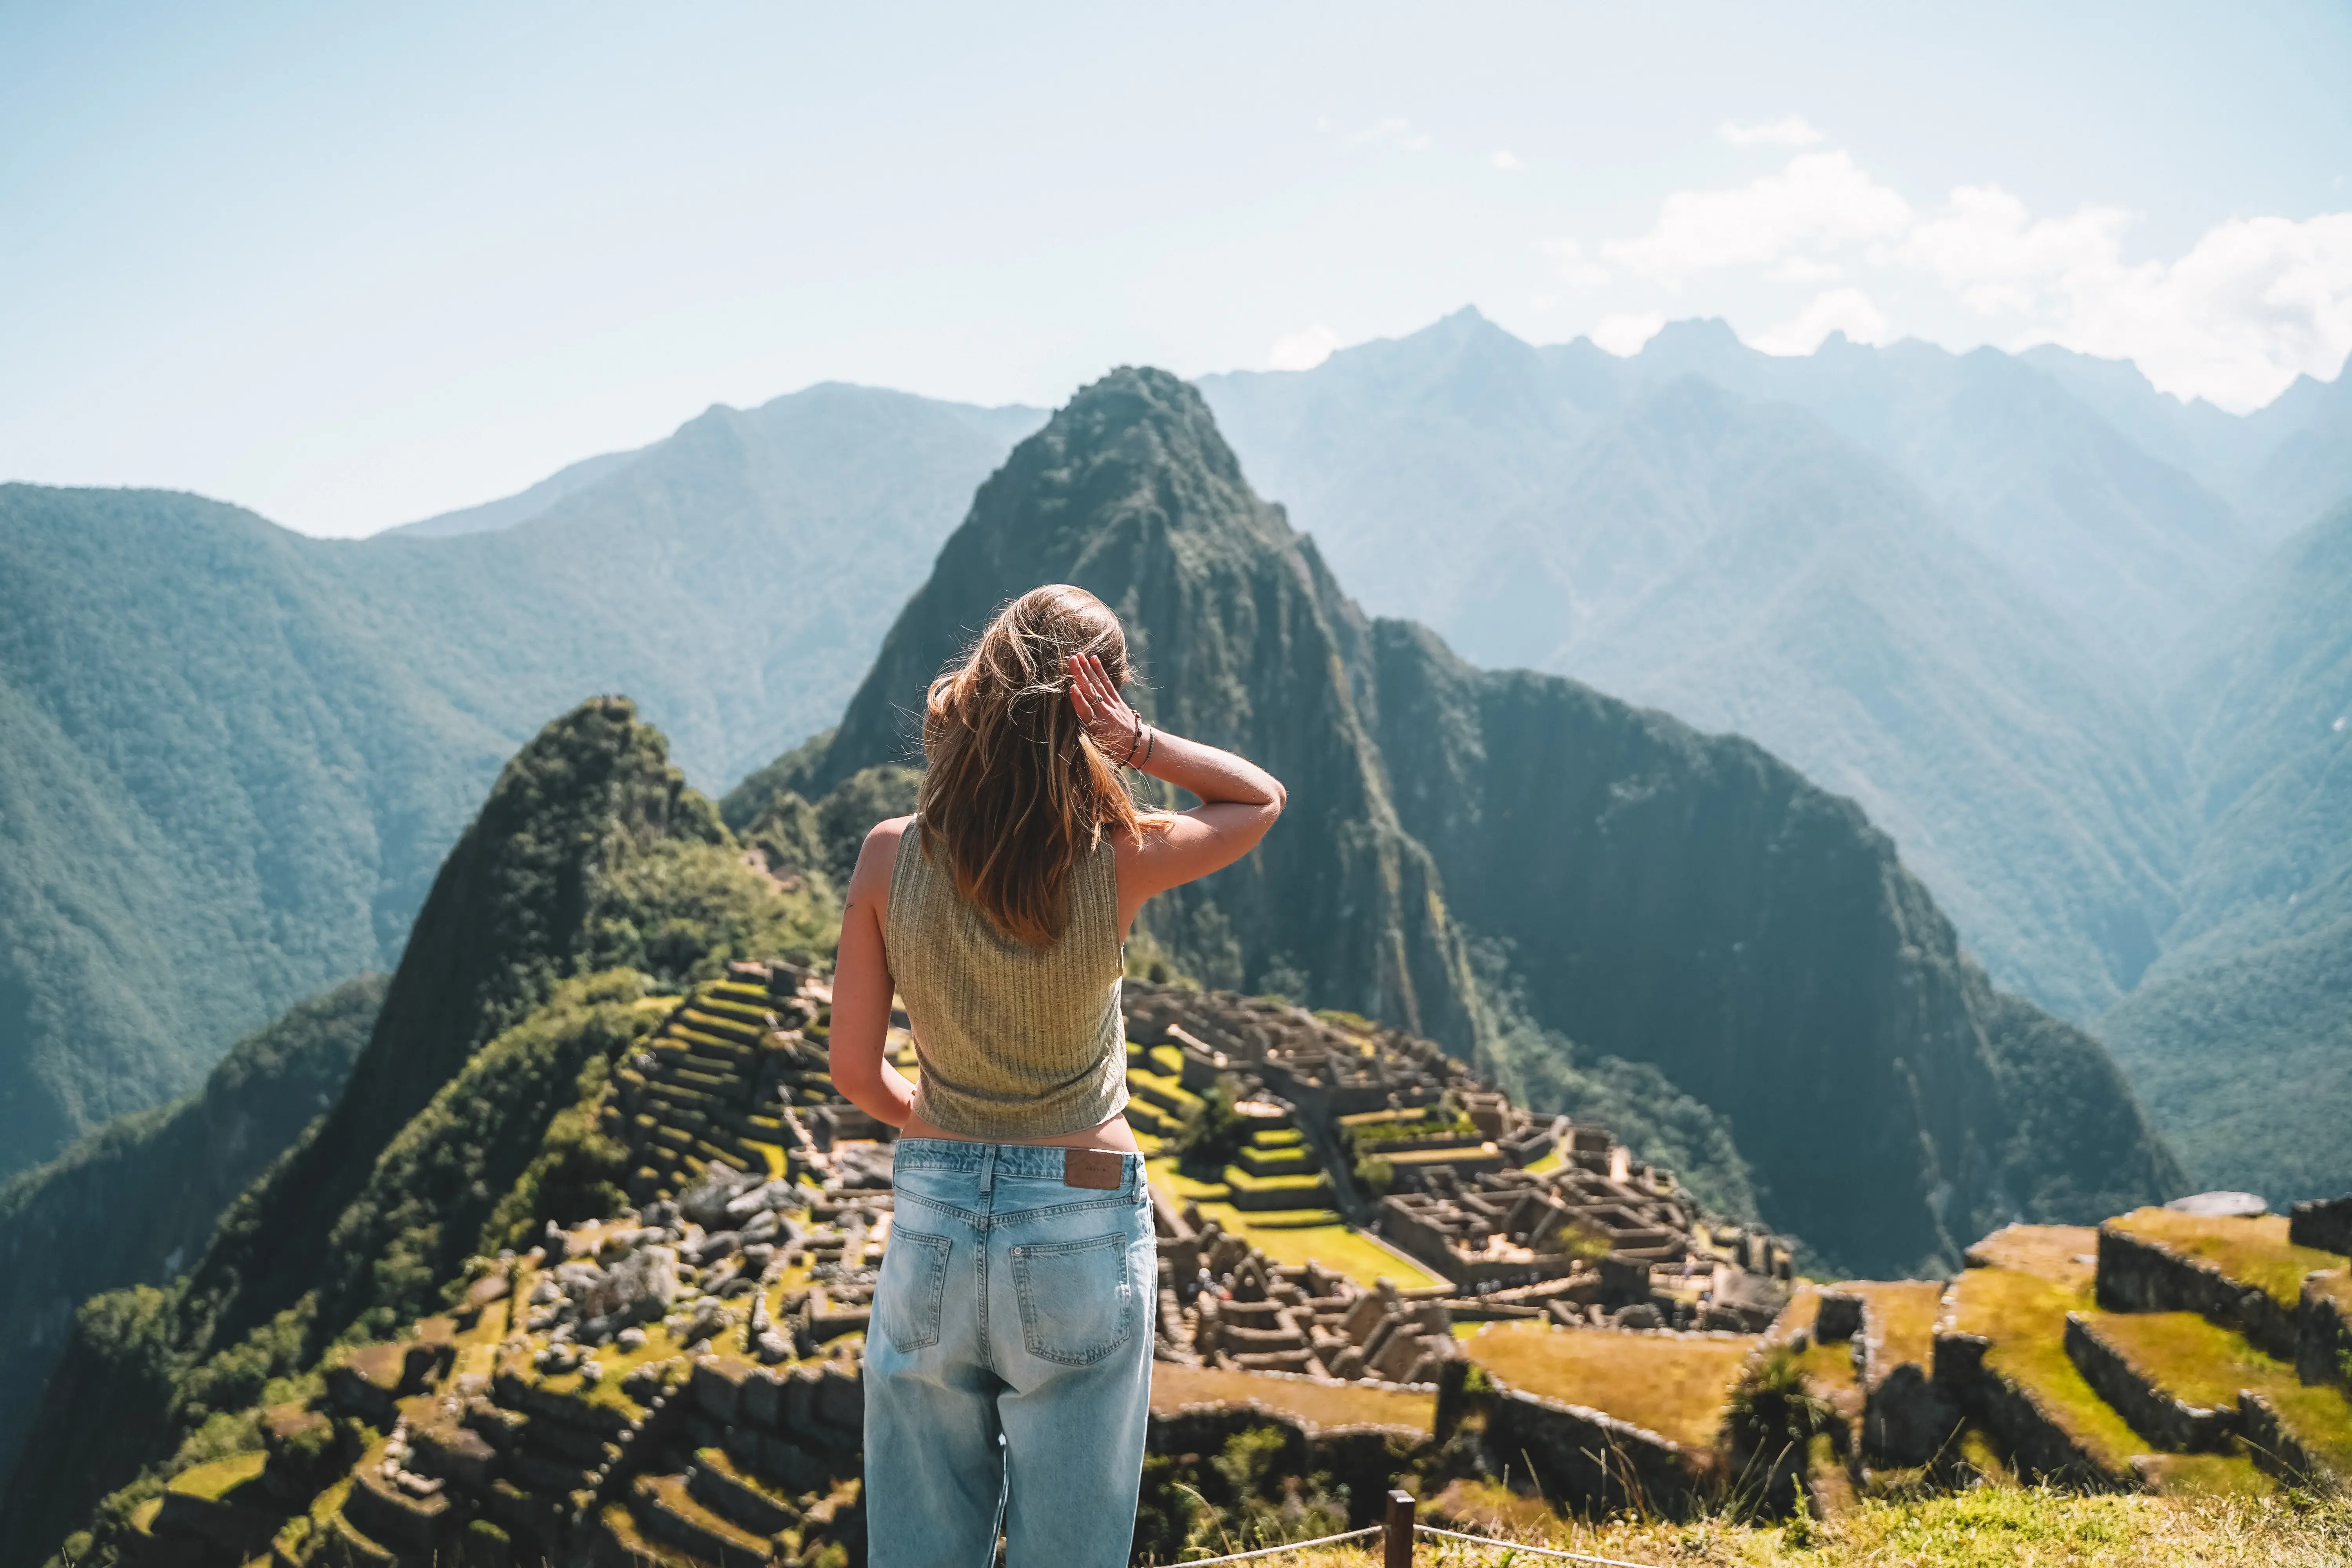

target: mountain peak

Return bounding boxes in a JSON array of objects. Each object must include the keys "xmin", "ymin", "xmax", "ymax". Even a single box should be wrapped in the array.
[{"xmin": 1635, "ymin": 316, "xmax": 1749, "ymax": 369}]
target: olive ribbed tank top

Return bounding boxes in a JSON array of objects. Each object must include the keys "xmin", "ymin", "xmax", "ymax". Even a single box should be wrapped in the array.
[{"xmin": 884, "ymin": 819, "xmax": 1129, "ymax": 1140}]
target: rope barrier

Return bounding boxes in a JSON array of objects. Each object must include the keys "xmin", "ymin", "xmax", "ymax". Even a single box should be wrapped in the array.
[
  {"xmin": 1142, "ymin": 1519, "xmax": 1664, "ymax": 1566},
  {"xmin": 1161, "ymin": 1524, "xmax": 1382, "ymax": 1564},
  {"xmin": 1414, "ymin": 1523, "xmax": 1661, "ymax": 1566}
]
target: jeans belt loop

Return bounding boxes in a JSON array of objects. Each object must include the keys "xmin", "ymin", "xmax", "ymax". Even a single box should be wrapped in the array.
[{"xmin": 978, "ymin": 1142, "xmax": 996, "ymax": 1199}]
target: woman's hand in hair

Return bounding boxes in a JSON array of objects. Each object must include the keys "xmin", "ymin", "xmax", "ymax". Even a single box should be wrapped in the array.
[{"xmin": 1066, "ymin": 653, "xmax": 1142, "ymax": 759}]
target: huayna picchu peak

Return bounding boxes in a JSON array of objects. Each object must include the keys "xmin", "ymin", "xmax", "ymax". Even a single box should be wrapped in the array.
[{"xmin": 13, "ymin": 365, "xmax": 2309, "ymax": 1568}]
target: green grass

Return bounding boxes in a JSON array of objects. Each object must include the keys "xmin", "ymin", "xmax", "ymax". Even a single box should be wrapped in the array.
[
  {"xmin": 1262, "ymin": 1484, "xmax": 2352, "ymax": 1566},
  {"xmin": 2132, "ymin": 1451, "xmax": 2278, "ymax": 1499},
  {"xmin": 2107, "ymin": 1211, "xmax": 2342, "ymax": 1312},
  {"xmin": 1238, "ymin": 1145, "xmax": 1314, "ymax": 1175}
]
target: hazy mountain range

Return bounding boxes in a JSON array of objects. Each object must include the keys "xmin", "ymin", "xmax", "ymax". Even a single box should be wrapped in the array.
[{"xmin": 0, "ymin": 313, "xmax": 2340, "ymax": 1211}]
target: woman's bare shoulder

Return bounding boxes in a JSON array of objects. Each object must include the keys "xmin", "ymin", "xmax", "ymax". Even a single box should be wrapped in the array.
[{"xmin": 849, "ymin": 815, "xmax": 916, "ymax": 887}]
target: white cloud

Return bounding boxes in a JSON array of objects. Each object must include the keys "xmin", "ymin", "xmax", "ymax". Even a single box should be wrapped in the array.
[
  {"xmin": 1751, "ymin": 288, "xmax": 1889, "ymax": 355},
  {"xmin": 1490, "ymin": 149, "xmax": 1526, "ymax": 172},
  {"xmin": 1591, "ymin": 313, "xmax": 1666, "ymax": 356},
  {"xmin": 1604, "ymin": 152, "xmax": 1911, "ymax": 278},
  {"xmin": 1770, "ymin": 256, "xmax": 1844, "ymax": 283},
  {"xmin": 1719, "ymin": 115, "xmax": 1824, "ymax": 148},
  {"xmin": 1268, "ymin": 325, "xmax": 1342, "ymax": 371},
  {"xmin": 1599, "ymin": 136, "xmax": 2352, "ymax": 407},
  {"xmin": 1904, "ymin": 185, "xmax": 2127, "ymax": 314},
  {"xmin": 1908, "ymin": 188, "xmax": 2352, "ymax": 408},
  {"xmin": 1537, "ymin": 238, "xmax": 1610, "ymax": 287}
]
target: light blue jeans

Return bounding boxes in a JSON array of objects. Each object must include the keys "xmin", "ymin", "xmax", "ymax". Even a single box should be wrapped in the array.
[{"xmin": 866, "ymin": 1138, "xmax": 1156, "ymax": 1566}]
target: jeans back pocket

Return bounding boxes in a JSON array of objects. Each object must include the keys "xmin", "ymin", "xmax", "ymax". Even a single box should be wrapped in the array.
[
  {"xmin": 1011, "ymin": 1234, "xmax": 1134, "ymax": 1367},
  {"xmin": 878, "ymin": 1229, "xmax": 952, "ymax": 1352}
]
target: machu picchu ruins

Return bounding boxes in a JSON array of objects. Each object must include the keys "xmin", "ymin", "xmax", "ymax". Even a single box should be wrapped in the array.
[{"xmin": 98, "ymin": 954, "xmax": 2352, "ymax": 1567}]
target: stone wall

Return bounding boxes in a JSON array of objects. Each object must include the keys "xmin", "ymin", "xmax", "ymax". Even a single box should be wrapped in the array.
[
  {"xmin": 2297, "ymin": 1274, "xmax": 2352, "ymax": 1393},
  {"xmin": 1483, "ymin": 1382, "xmax": 1711, "ymax": 1520},
  {"xmin": 2290, "ymin": 1198, "xmax": 2352, "ymax": 1258},
  {"xmin": 2062, "ymin": 1312, "xmax": 2232, "ymax": 1452},
  {"xmin": 2239, "ymin": 1391, "xmax": 2339, "ymax": 1494}
]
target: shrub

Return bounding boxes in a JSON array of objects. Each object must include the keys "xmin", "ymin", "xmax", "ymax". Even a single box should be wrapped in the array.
[{"xmin": 1174, "ymin": 1081, "xmax": 1251, "ymax": 1176}]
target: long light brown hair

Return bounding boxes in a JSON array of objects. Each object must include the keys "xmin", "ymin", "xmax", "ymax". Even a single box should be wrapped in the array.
[{"xmin": 917, "ymin": 585, "xmax": 1144, "ymax": 946}]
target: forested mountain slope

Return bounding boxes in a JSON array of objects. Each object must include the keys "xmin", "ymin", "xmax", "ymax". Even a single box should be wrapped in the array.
[
  {"xmin": 0, "ymin": 698, "xmax": 832, "ymax": 1562},
  {"xmin": 795, "ymin": 366, "xmax": 2180, "ymax": 1275},
  {"xmin": 0, "ymin": 385, "xmax": 1032, "ymax": 1173},
  {"xmin": 0, "ymin": 977, "xmax": 383, "ymax": 1487},
  {"xmin": 2102, "ymin": 497, "xmax": 2352, "ymax": 1198}
]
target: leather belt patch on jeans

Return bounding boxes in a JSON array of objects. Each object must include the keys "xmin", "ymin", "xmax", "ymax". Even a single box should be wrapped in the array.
[{"xmin": 1062, "ymin": 1148, "xmax": 1123, "ymax": 1190}]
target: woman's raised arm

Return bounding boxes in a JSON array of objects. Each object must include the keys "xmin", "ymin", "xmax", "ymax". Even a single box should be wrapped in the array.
[{"xmin": 1066, "ymin": 653, "xmax": 1286, "ymax": 926}]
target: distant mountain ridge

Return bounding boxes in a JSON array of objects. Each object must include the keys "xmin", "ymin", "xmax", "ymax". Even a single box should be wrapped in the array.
[
  {"xmin": 0, "ymin": 383, "xmax": 1036, "ymax": 1173},
  {"xmin": 1196, "ymin": 310, "xmax": 2348, "ymax": 1202},
  {"xmin": 795, "ymin": 366, "xmax": 2180, "ymax": 1275},
  {"xmin": 1199, "ymin": 314, "xmax": 2202, "ymax": 1022}
]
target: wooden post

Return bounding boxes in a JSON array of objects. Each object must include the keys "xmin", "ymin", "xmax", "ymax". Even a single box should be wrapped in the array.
[{"xmin": 1383, "ymin": 1488, "xmax": 1415, "ymax": 1568}]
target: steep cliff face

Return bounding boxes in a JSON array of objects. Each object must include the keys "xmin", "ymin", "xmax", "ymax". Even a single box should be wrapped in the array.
[
  {"xmin": 805, "ymin": 367, "xmax": 2178, "ymax": 1274},
  {"xmin": 1364, "ymin": 623, "xmax": 2180, "ymax": 1271}
]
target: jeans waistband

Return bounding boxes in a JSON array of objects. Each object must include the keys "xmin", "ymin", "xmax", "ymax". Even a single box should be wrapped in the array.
[{"xmin": 893, "ymin": 1136, "xmax": 1144, "ymax": 1187}]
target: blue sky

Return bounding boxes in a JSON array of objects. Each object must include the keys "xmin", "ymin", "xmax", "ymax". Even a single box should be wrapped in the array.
[{"xmin": 3, "ymin": 1, "xmax": 2347, "ymax": 535}]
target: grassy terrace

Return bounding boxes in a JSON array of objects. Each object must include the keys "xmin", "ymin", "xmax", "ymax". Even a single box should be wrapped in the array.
[
  {"xmin": 1463, "ymin": 1321, "xmax": 1757, "ymax": 1449},
  {"xmin": 166, "ymin": 1449, "xmax": 269, "ymax": 1501},
  {"xmin": 1145, "ymin": 1156, "xmax": 1444, "ymax": 1289},
  {"xmin": 1969, "ymin": 1223, "xmax": 2100, "ymax": 1290},
  {"xmin": 1149, "ymin": 1362, "xmax": 1435, "ymax": 1432},
  {"xmin": 2107, "ymin": 1210, "xmax": 2344, "ymax": 1311},
  {"xmin": 2090, "ymin": 1309, "xmax": 2352, "ymax": 1479},
  {"xmin": 1948, "ymin": 1264, "xmax": 2143, "ymax": 1474}
]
